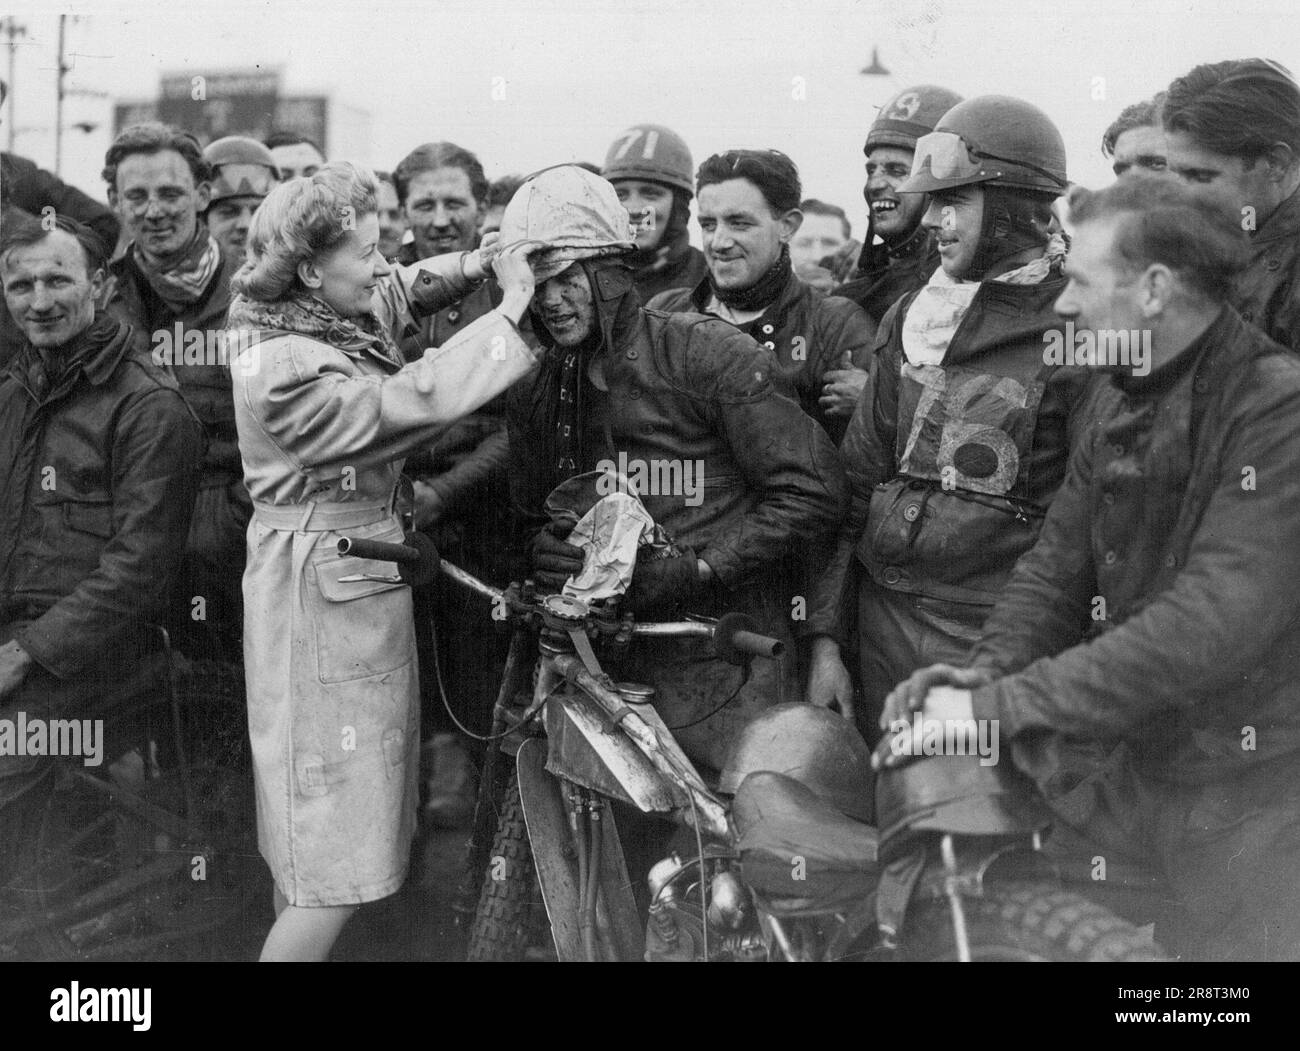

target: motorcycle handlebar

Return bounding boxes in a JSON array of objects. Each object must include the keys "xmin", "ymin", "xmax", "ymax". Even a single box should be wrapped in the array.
[
  {"xmin": 336, "ymin": 537, "xmax": 783, "ymax": 658},
  {"xmin": 337, "ymin": 537, "xmax": 420, "ymax": 565}
]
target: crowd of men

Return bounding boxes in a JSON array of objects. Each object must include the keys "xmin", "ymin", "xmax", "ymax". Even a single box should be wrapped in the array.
[{"xmin": 4, "ymin": 54, "xmax": 1300, "ymax": 961}]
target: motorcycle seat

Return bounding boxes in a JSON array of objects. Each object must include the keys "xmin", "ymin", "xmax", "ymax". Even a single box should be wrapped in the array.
[{"xmin": 732, "ymin": 771, "xmax": 879, "ymax": 916}]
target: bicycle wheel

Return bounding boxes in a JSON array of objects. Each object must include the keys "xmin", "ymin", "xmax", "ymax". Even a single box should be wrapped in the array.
[{"xmin": 13, "ymin": 762, "xmax": 259, "ymax": 961}]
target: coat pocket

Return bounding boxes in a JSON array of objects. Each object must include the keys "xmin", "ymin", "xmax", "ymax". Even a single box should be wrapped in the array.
[{"xmin": 308, "ymin": 555, "xmax": 416, "ymax": 684}]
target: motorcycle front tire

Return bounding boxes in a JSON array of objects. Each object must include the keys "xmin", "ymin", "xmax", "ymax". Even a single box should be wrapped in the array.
[
  {"xmin": 466, "ymin": 770, "xmax": 541, "ymax": 962},
  {"xmin": 902, "ymin": 881, "xmax": 1167, "ymax": 961}
]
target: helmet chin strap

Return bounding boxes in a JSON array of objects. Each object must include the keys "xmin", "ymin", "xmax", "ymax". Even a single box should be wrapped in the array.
[{"xmin": 961, "ymin": 185, "xmax": 1053, "ymax": 281}]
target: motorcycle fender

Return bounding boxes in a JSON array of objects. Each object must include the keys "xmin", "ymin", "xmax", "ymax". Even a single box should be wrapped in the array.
[
  {"xmin": 544, "ymin": 691, "xmax": 678, "ymax": 813},
  {"xmin": 516, "ymin": 737, "xmax": 644, "ymax": 962}
]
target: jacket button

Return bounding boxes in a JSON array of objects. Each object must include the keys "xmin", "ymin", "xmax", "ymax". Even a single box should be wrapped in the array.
[
  {"xmin": 448, "ymin": 310, "xmax": 460, "ymax": 323},
  {"xmin": 626, "ymin": 350, "xmax": 638, "ymax": 359},
  {"xmin": 761, "ymin": 324, "xmax": 775, "ymax": 335},
  {"xmin": 1164, "ymin": 554, "xmax": 1178, "ymax": 569},
  {"xmin": 629, "ymin": 388, "xmax": 641, "ymax": 399},
  {"xmin": 882, "ymin": 567, "xmax": 902, "ymax": 585},
  {"xmin": 1103, "ymin": 550, "xmax": 1118, "ymax": 565},
  {"xmin": 763, "ymin": 341, "xmax": 776, "ymax": 350},
  {"xmin": 1242, "ymin": 311, "xmax": 1254, "ymax": 322},
  {"xmin": 1267, "ymin": 259, "xmax": 1282, "ymax": 271},
  {"xmin": 1110, "ymin": 444, "xmax": 1125, "ymax": 457},
  {"xmin": 1102, "ymin": 492, "xmax": 1115, "ymax": 506},
  {"xmin": 903, "ymin": 503, "xmax": 921, "ymax": 521}
]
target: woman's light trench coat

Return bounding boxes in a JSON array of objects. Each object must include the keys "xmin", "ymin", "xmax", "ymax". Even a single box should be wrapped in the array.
[{"xmin": 229, "ymin": 257, "xmax": 537, "ymax": 906}]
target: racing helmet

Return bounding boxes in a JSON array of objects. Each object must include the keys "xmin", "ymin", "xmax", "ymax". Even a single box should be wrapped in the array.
[
  {"xmin": 203, "ymin": 136, "xmax": 279, "ymax": 203},
  {"xmin": 719, "ymin": 703, "xmax": 874, "ymax": 821},
  {"xmin": 899, "ymin": 95, "xmax": 1069, "ymax": 197},
  {"xmin": 498, "ymin": 164, "xmax": 637, "ymax": 283},
  {"xmin": 603, "ymin": 124, "xmax": 695, "ymax": 196}
]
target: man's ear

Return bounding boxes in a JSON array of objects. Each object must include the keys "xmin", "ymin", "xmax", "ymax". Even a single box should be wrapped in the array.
[
  {"xmin": 777, "ymin": 208, "xmax": 804, "ymax": 242},
  {"xmin": 193, "ymin": 180, "xmax": 212, "ymax": 214},
  {"xmin": 88, "ymin": 266, "xmax": 107, "ymax": 303},
  {"xmin": 1263, "ymin": 141, "xmax": 1297, "ymax": 182},
  {"xmin": 297, "ymin": 258, "xmax": 322, "ymax": 290},
  {"xmin": 107, "ymin": 186, "xmax": 120, "ymax": 212},
  {"xmin": 1139, "ymin": 263, "xmax": 1175, "ymax": 318}
]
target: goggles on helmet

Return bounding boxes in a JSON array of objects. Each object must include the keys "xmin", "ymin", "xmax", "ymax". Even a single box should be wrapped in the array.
[{"xmin": 906, "ymin": 131, "xmax": 1068, "ymax": 192}]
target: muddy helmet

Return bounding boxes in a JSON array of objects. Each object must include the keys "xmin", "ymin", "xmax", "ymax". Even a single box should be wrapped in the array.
[
  {"xmin": 865, "ymin": 84, "xmax": 964, "ymax": 154},
  {"xmin": 499, "ymin": 164, "xmax": 637, "ymax": 283},
  {"xmin": 603, "ymin": 124, "xmax": 695, "ymax": 197},
  {"xmin": 204, "ymin": 136, "xmax": 279, "ymax": 203},
  {"xmin": 719, "ymin": 704, "xmax": 873, "ymax": 821},
  {"xmin": 899, "ymin": 95, "xmax": 1069, "ymax": 197}
]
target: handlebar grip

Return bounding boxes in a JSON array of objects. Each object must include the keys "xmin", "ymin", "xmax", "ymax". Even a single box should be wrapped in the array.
[
  {"xmin": 712, "ymin": 611, "xmax": 784, "ymax": 665},
  {"xmin": 337, "ymin": 537, "xmax": 420, "ymax": 565},
  {"xmin": 730, "ymin": 629, "xmax": 784, "ymax": 660}
]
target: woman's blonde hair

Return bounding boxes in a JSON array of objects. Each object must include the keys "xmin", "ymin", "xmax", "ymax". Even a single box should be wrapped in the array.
[{"xmin": 231, "ymin": 161, "xmax": 379, "ymax": 301}]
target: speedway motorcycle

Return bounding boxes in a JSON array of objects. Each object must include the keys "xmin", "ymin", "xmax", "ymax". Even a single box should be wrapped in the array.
[{"xmin": 339, "ymin": 534, "xmax": 1164, "ymax": 963}]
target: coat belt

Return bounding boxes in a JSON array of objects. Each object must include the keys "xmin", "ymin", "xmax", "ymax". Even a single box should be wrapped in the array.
[{"xmin": 252, "ymin": 500, "xmax": 393, "ymax": 532}]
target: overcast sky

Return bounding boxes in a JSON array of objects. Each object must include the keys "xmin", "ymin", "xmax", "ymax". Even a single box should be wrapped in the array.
[{"xmin": 4, "ymin": 0, "xmax": 1298, "ymax": 243}]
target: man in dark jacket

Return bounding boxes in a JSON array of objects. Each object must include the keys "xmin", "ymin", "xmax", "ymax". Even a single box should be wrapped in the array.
[
  {"xmin": 97, "ymin": 122, "xmax": 245, "ymax": 661},
  {"xmin": 1, "ymin": 130, "xmax": 121, "ymax": 369},
  {"xmin": 1163, "ymin": 58, "xmax": 1300, "ymax": 351},
  {"xmin": 883, "ymin": 175, "xmax": 1300, "ymax": 961},
  {"xmin": 504, "ymin": 165, "xmax": 848, "ymax": 771},
  {"xmin": 0, "ymin": 216, "xmax": 202, "ymax": 793},
  {"xmin": 805, "ymin": 96, "xmax": 1092, "ymax": 741},
  {"xmin": 602, "ymin": 124, "xmax": 708, "ymax": 302},
  {"xmin": 649, "ymin": 150, "xmax": 875, "ymax": 446},
  {"xmin": 390, "ymin": 141, "xmax": 516, "ymax": 825},
  {"xmin": 834, "ymin": 84, "xmax": 963, "ymax": 324}
]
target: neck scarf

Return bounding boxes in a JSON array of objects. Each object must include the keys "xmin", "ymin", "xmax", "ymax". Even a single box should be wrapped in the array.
[
  {"xmin": 901, "ymin": 232, "xmax": 1067, "ymax": 366},
  {"xmin": 226, "ymin": 289, "xmax": 403, "ymax": 368},
  {"xmin": 710, "ymin": 242, "xmax": 793, "ymax": 311},
  {"xmin": 134, "ymin": 222, "xmax": 222, "ymax": 312}
]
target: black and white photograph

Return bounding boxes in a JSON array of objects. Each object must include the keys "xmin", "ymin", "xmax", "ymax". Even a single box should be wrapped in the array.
[{"xmin": 0, "ymin": 0, "xmax": 1295, "ymax": 1020}]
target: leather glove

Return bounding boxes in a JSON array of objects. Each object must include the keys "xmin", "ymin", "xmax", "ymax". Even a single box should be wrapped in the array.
[
  {"xmin": 399, "ymin": 530, "xmax": 443, "ymax": 587},
  {"xmin": 531, "ymin": 519, "xmax": 585, "ymax": 591},
  {"xmin": 624, "ymin": 548, "xmax": 702, "ymax": 616}
]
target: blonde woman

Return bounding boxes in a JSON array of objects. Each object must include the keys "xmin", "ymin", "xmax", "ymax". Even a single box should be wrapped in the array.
[{"xmin": 225, "ymin": 162, "xmax": 538, "ymax": 961}]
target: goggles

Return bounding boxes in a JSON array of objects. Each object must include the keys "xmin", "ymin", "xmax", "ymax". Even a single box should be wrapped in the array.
[{"xmin": 910, "ymin": 131, "xmax": 1067, "ymax": 189}]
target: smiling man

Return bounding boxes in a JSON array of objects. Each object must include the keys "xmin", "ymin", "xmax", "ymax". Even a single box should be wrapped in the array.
[
  {"xmin": 0, "ymin": 215, "xmax": 201, "ymax": 799},
  {"xmin": 648, "ymin": 148, "xmax": 876, "ymax": 446},
  {"xmin": 805, "ymin": 95, "xmax": 1092, "ymax": 741},
  {"xmin": 389, "ymin": 140, "xmax": 515, "ymax": 826},
  {"xmin": 1162, "ymin": 58, "xmax": 1300, "ymax": 352},
  {"xmin": 98, "ymin": 122, "xmax": 246, "ymax": 662},
  {"xmin": 602, "ymin": 123, "xmax": 708, "ymax": 301},
  {"xmin": 835, "ymin": 85, "xmax": 963, "ymax": 324},
  {"xmin": 884, "ymin": 175, "xmax": 1300, "ymax": 961}
]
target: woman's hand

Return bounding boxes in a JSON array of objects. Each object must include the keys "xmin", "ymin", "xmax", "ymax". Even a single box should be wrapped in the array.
[
  {"xmin": 465, "ymin": 232, "xmax": 502, "ymax": 281},
  {"xmin": 493, "ymin": 240, "xmax": 543, "ymax": 323}
]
